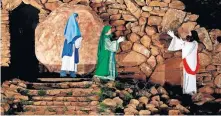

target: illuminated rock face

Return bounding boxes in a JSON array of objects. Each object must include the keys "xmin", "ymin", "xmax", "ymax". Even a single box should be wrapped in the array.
[{"xmin": 35, "ymin": 4, "xmax": 104, "ymax": 74}]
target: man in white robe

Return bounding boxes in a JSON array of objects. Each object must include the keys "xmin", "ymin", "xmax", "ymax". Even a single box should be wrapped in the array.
[{"xmin": 167, "ymin": 30, "xmax": 200, "ymax": 95}]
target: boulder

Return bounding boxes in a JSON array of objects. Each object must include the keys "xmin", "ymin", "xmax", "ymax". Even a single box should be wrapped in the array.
[
  {"xmin": 102, "ymin": 98, "xmax": 117, "ymax": 108},
  {"xmin": 116, "ymin": 0, "xmax": 124, "ymax": 4},
  {"xmin": 139, "ymin": 63, "xmax": 153, "ymax": 77},
  {"xmin": 161, "ymin": 9, "xmax": 186, "ymax": 32},
  {"xmin": 129, "ymin": 33, "xmax": 140, "ymax": 42},
  {"xmin": 157, "ymin": 86, "xmax": 168, "ymax": 95},
  {"xmin": 169, "ymin": 99, "xmax": 181, "ymax": 106},
  {"xmin": 110, "ymin": 20, "xmax": 125, "ymax": 26},
  {"xmin": 131, "ymin": 26, "xmax": 142, "ymax": 34},
  {"xmin": 124, "ymin": 0, "xmax": 142, "ymax": 18},
  {"xmin": 139, "ymin": 110, "xmax": 151, "ymax": 115},
  {"xmin": 140, "ymin": 35, "xmax": 151, "ymax": 48},
  {"xmin": 178, "ymin": 22, "xmax": 197, "ymax": 39},
  {"xmin": 145, "ymin": 26, "xmax": 157, "ymax": 36},
  {"xmin": 142, "ymin": 6, "xmax": 153, "ymax": 12},
  {"xmin": 150, "ymin": 58, "xmax": 183, "ymax": 85},
  {"xmin": 209, "ymin": 29, "xmax": 221, "ymax": 42},
  {"xmin": 150, "ymin": 86, "xmax": 158, "ymax": 95},
  {"xmin": 113, "ymin": 97, "xmax": 123, "ymax": 106},
  {"xmin": 100, "ymin": 13, "xmax": 110, "ymax": 20},
  {"xmin": 196, "ymin": 28, "xmax": 213, "ymax": 51},
  {"xmin": 214, "ymin": 74, "xmax": 221, "ymax": 88},
  {"xmin": 107, "ymin": 9, "xmax": 119, "ymax": 15},
  {"xmin": 163, "ymin": 0, "xmax": 171, "ymax": 3},
  {"xmin": 120, "ymin": 41, "xmax": 133, "ymax": 52},
  {"xmin": 150, "ymin": 100, "xmax": 160, "ymax": 107},
  {"xmin": 145, "ymin": 104, "xmax": 155, "ymax": 110},
  {"xmin": 150, "ymin": 10, "xmax": 166, "ymax": 17},
  {"xmin": 151, "ymin": 46, "xmax": 160, "ymax": 56},
  {"xmin": 139, "ymin": 17, "xmax": 147, "ymax": 25},
  {"xmin": 138, "ymin": 96, "xmax": 149, "ymax": 105},
  {"xmin": 129, "ymin": 99, "xmax": 140, "ymax": 106},
  {"xmin": 35, "ymin": 4, "xmax": 104, "ymax": 74},
  {"xmin": 151, "ymin": 33, "xmax": 164, "ymax": 48},
  {"xmin": 206, "ymin": 65, "xmax": 216, "ymax": 71},
  {"xmin": 215, "ymin": 44, "xmax": 221, "ymax": 52},
  {"xmin": 122, "ymin": 15, "xmax": 137, "ymax": 21},
  {"xmin": 123, "ymin": 66, "xmax": 141, "ymax": 73},
  {"xmin": 116, "ymin": 51, "xmax": 146, "ymax": 66},
  {"xmin": 184, "ymin": 14, "xmax": 199, "ymax": 22},
  {"xmin": 141, "ymin": 12, "xmax": 150, "ymax": 18},
  {"xmin": 199, "ymin": 53, "xmax": 212, "ymax": 67},
  {"xmin": 108, "ymin": 3, "xmax": 127, "ymax": 9},
  {"xmin": 124, "ymin": 107, "xmax": 139, "ymax": 115},
  {"xmin": 176, "ymin": 104, "xmax": 190, "ymax": 113},
  {"xmin": 147, "ymin": 55, "xmax": 157, "ymax": 69},
  {"xmin": 151, "ymin": 95, "xmax": 160, "ymax": 101},
  {"xmin": 148, "ymin": 16, "xmax": 162, "ymax": 26},
  {"xmin": 168, "ymin": 110, "xmax": 181, "ymax": 115},
  {"xmin": 133, "ymin": 43, "xmax": 151, "ymax": 58},
  {"xmin": 45, "ymin": 2, "xmax": 60, "ymax": 11},
  {"xmin": 2, "ymin": 0, "xmax": 22, "ymax": 10},
  {"xmin": 116, "ymin": 25, "xmax": 126, "ymax": 31},
  {"xmin": 160, "ymin": 104, "xmax": 168, "ymax": 109},
  {"xmin": 215, "ymin": 88, "xmax": 221, "ymax": 94},
  {"xmin": 110, "ymin": 14, "xmax": 121, "ymax": 20},
  {"xmin": 156, "ymin": 55, "xmax": 165, "ymax": 64},
  {"xmin": 192, "ymin": 93, "xmax": 215, "ymax": 105},
  {"xmin": 169, "ymin": 1, "xmax": 185, "ymax": 10},
  {"xmin": 212, "ymin": 52, "xmax": 221, "ymax": 65},
  {"xmin": 135, "ymin": 0, "xmax": 146, "ymax": 6},
  {"xmin": 149, "ymin": 1, "xmax": 168, "ymax": 7},
  {"xmin": 199, "ymin": 86, "xmax": 214, "ymax": 94}
]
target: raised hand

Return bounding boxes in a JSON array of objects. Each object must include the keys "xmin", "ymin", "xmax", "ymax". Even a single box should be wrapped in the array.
[
  {"xmin": 117, "ymin": 36, "xmax": 125, "ymax": 43},
  {"xmin": 167, "ymin": 30, "xmax": 175, "ymax": 38}
]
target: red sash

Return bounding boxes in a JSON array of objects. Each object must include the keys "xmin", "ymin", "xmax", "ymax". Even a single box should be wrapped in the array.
[{"xmin": 182, "ymin": 53, "xmax": 200, "ymax": 75}]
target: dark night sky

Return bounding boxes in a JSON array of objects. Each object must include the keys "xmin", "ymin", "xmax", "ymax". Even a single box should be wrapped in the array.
[{"xmin": 181, "ymin": 0, "xmax": 221, "ymax": 29}]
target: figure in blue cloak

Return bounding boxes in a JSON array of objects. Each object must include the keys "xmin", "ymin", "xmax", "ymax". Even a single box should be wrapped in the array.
[{"xmin": 60, "ymin": 13, "xmax": 82, "ymax": 78}]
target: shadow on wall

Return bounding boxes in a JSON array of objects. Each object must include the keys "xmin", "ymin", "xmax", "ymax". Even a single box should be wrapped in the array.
[{"xmin": 3, "ymin": 3, "xmax": 40, "ymax": 82}]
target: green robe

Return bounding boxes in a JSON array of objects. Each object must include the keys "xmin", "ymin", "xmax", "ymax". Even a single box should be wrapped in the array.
[{"xmin": 95, "ymin": 26, "xmax": 119, "ymax": 80}]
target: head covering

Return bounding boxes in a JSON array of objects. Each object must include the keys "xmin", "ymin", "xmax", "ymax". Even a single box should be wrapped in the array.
[
  {"xmin": 97, "ymin": 25, "xmax": 112, "ymax": 57},
  {"xmin": 64, "ymin": 13, "xmax": 81, "ymax": 43},
  {"xmin": 187, "ymin": 30, "xmax": 200, "ymax": 43},
  {"xmin": 95, "ymin": 25, "xmax": 112, "ymax": 76}
]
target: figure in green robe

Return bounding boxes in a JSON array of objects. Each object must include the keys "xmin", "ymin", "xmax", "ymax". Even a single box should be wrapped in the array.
[{"xmin": 94, "ymin": 25, "xmax": 125, "ymax": 81}]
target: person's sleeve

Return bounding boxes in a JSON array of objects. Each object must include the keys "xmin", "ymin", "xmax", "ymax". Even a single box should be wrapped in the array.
[
  {"xmin": 75, "ymin": 37, "xmax": 82, "ymax": 48},
  {"xmin": 105, "ymin": 38, "xmax": 119, "ymax": 52},
  {"xmin": 168, "ymin": 35, "xmax": 185, "ymax": 51}
]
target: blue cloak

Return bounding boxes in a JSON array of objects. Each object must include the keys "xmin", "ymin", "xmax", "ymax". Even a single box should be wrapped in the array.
[{"xmin": 62, "ymin": 13, "xmax": 81, "ymax": 63}]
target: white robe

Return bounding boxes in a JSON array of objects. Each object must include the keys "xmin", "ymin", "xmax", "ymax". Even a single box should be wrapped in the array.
[
  {"xmin": 168, "ymin": 36, "xmax": 198, "ymax": 95},
  {"xmin": 61, "ymin": 37, "xmax": 82, "ymax": 72}
]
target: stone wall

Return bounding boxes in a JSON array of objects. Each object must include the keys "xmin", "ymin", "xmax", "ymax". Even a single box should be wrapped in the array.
[
  {"xmin": 87, "ymin": 0, "xmax": 221, "ymax": 95},
  {"xmin": 1, "ymin": 0, "xmax": 221, "ymax": 94},
  {"xmin": 1, "ymin": 9, "xmax": 10, "ymax": 66}
]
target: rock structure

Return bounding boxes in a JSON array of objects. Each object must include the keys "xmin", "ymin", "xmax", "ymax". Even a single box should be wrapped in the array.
[
  {"xmin": 95, "ymin": 80, "xmax": 220, "ymax": 115},
  {"xmin": 2, "ymin": 78, "xmax": 220, "ymax": 115},
  {"xmin": 87, "ymin": 0, "xmax": 221, "ymax": 96},
  {"xmin": 1, "ymin": 9, "xmax": 10, "ymax": 66},
  {"xmin": 1, "ymin": 78, "xmax": 100, "ymax": 115},
  {"xmin": 1, "ymin": 0, "xmax": 221, "ymax": 97},
  {"xmin": 35, "ymin": 4, "xmax": 104, "ymax": 74}
]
